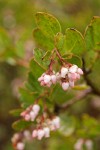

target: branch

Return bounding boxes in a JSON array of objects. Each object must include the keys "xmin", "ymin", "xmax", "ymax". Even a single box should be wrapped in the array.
[
  {"xmin": 54, "ymin": 88, "xmax": 92, "ymax": 113},
  {"xmin": 82, "ymin": 58, "xmax": 100, "ymax": 96}
]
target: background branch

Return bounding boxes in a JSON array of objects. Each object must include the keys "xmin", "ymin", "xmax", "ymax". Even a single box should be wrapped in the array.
[{"xmin": 54, "ymin": 88, "xmax": 92, "ymax": 114}]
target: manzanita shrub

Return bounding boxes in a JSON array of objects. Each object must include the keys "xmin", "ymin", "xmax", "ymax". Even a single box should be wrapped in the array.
[{"xmin": 11, "ymin": 12, "xmax": 100, "ymax": 150}]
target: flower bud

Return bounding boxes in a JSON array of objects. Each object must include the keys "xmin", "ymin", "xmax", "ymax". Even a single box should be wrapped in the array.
[
  {"xmin": 16, "ymin": 142, "xmax": 25, "ymax": 150},
  {"xmin": 74, "ymin": 138, "xmax": 83, "ymax": 150},
  {"xmin": 51, "ymin": 75, "xmax": 57, "ymax": 84},
  {"xmin": 69, "ymin": 65, "xmax": 78, "ymax": 73},
  {"xmin": 43, "ymin": 127, "xmax": 50, "ymax": 138},
  {"xmin": 32, "ymin": 104, "xmax": 40, "ymax": 114},
  {"xmin": 61, "ymin": 67, "xmax": 68, "ymax": 78},
  {"xmin": 62, "ymin": 82, "xmax": 69, "ymax": 91},
  {"xmin": 44, "ymin": 75, "xmax": 51, "ymax": 84},
  {"xmin": 77, "ymin": 68, "xmax": 83, "ymax": 75},
  {"xmin": 85, "ymin": 140, "xmax": 93, "ymax": 150},
  {"xmin": 37, "ymin": 129, "xmax": 45, "ymax": 140},
  {"xmin": 23, "ymin": 130, "xmax": 31, "ymax": 140},
  {"xmin": 30, "ymin": 111, "xmax": 36, "ymax": 121},
  {"xmin": 11, "ymin": 133, "xmax": 19, "ymax": 143},
  {"xmin": 47, "ymin": 81, "xmax": 52, "ymax": 87},
  {"xmin": 68, "ymin": 73, "xmax": 77, "ymax": 80},
  {"xmin": 76, "ymin": 74, "xmax": 80, "ymax": 79},
  {"xmin": 38, "ymin": 76, "xmax": 43, "ymax": 82},
  {"xmin": 69, "ymin": 80, "xmax": 74, "ymax": 87},
  {"xmin": 25, "ymin": 114, "xmax": 31, "ymax": 121},
  {"xmin": 50, "ymin": 124, "xmax": 56, "ymax": 131},
  {"xmin": 32, "ymin": 130, "xmax": 38, "ymax": 138},
  {"xmin": 40, "ymin": 81, "xmax": 45, "ymax": 86},
  {"xmin": 52, "ymin": 117, "xmax": 60, "ymax": 129},
  {"xmin": 20, "ymin": 111, "xmax": 26, "ymax": 117}
]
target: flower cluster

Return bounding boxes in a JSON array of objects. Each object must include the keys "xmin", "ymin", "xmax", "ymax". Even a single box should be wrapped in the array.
[
  {"xmin": 32, "ymin": 127, "xmax": 50, "ymax": 140},
  {"xmin": 11, "ymin": 133, "xmax": 25, "ymax": 150},
  {"xmin": 12, "ymin": 130, "xmax": 32, "ymax": 150},
  {"xmin": 74, "ymin": 138, "xmax": 93, "ymax": 150},
  {"xmin": 12, "ymin": 92, "xmax": 61, "ymax": 149},
  {"xmin": 60, "ymin": 64, "xmax": 83, "ymax": 90},
  {"xmin": 12, "ymin": 116, "xmax": 60, "ymax": 150},
  {"xmin": 21, "ymin": 104, "xmax": 40, "ymax": 121},
  {"xmin": 38, "ymin": 71, "xmax": 57, "ymax": 87},
  {"xmin": 38, "ymin": 64, "xmax": 83, "ymax": 91},
  {"xmin": 32, "ymin": 116, "xmax": 60, "ymax": 140}
]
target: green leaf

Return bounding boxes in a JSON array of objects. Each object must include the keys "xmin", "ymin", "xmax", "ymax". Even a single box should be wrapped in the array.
[
  {"xmin": 26, "ymin": 72, "xmax": 43, "ymax": 92},
  {"xmin": 33, "ymin": 28, "xmax": 54, "ymax": 51},
  {"xmin": 83, "ymin": 50, "xmax": 98, "ymax": 69},
  {"xmin": 30, "ymin": 58, "xmax": 45, "ymax": 79},
  {"xmin": 34, "ymin": 48, "xmax": 50, "ymax": 69},
  {"xmin": 19, "ymin": 88, "xmax": 38, "ymax": 108},
  {"xmin": 10, "ymin": 109, "xmax": 23, "ymax": 117},
  {"xmin": 84, "ymin": 16, "xmax": 100, "ymax": 51},
  {"xmin": 84, "ymin": 16, "xmax": 100, "ymax": 68},
  {"xmin": 54, "ymin": 32, "xmax": 66, "ymax": 55},
  {"xmin": 65, "ymin": 28, "xmax": 85, "ymax": 56},
  {"xmin": 35, "ymin": 12, "xmax": 61, "ymax": 38},
  {"xmin": 12, "ymin": 119, "xmax": 32, "ymax": 131},
  {"xmin": 26, "ymin": 56, "xmax": 46, "ymax": 98},
  {"xmin": 50, "ymin": 84, "xmax": 75, "ymax": 104},
  {"xmin": 63, "ymin": 55, "xmax": 82, "ymax": 67}
]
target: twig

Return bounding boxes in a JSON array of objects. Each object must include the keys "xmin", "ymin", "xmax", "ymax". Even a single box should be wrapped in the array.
[
  {"xmin": 54, "ymin": 48, "xmax": 65, "ymax": 64},
  {"xmin": 54, "ymin": 88, "xmax": 92, "ymax": 113}
]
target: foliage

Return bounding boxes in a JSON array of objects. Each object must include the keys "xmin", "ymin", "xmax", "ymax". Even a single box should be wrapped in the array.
[
  {"xmin": 0, "ymin": 0, "xmax": 100, "ymax": 150},
  {"xmin": 11, "ymin": 12, "xmax": 100, "ymax": 150}
]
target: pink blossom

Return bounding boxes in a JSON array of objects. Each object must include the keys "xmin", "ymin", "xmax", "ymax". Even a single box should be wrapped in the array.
[
  {"xmin": 16, "ymin": 142, "xmax": 25, "ymax": 150},
  {"xmin": 43, "ymin": 127, "xmax": 50, "ymax": 138},
  {"xmin": 52, "ymin": 117, "xmax": 60, "ymax": 129},
  {"xmin": 76, "ymin": 74, "xmax": 80, "ymax": 79},
  {"xmin": 11, "ymin": 133, "xmax": 19, "ymax": 143},
  {"xmin": 69, "ymin": 65, "xmax": 78, "ymax": 73},
  {"xmin": 62, "ymin": 82, "xmax": 69, "ymax": 91},
  {"xmin": 38, "ymin": 76, "xmax": 44, "ymax": 82},
  {"xmin": 32, "ymin": 104, "xmax": 40, "ymax": 114},
  {"xmin": 44, "ymin": 75, "xmax": 51, "ymax": 84},
  {"xmin": 47, "ymin": 81, "xmax": 52, "ymax": 87},
  {"xmin": 37, "ymin": 129, "xmax": 45, "ymax": 140},
  {"xmin": 51, "ymin": 75, "xmax": 57, "ymax": 84},
  {"xmin": 30, "ymin": 111, "xmax": 36, "ymax": 121},
  {"xmin": 74, "ymin": 138, "xmax": 84, "ymax": 150},
  {"xmin": 25, "ymin": 114, "xmax": 31, "ymax": 121},
  {"xmin": 61, "ymin": 67, "xmax": 68, "ymax": 78},
  {"xmin": 23, "ymin": 130, "xmax": 31, "ymax": 140},
  {"xmin": 20, "ymin": 111, "xmax": 26, "ymax": 117},
  {"xmin": 68, "ymin": 73, "xmax": 77, "ymax": 80},
  {"xmin": 32, "ymin": 130, "xmax": 38, "ymax": 138},
  {"xmin": 69, "ymin": 80, "xmax": 74, "ymax": 87},
  {"xmin": 77, "ymin": 68, "xmax": 83, "ymax": 75}
]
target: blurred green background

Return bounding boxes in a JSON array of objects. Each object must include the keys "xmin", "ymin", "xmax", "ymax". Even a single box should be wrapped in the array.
[{"xmin": 0, "ymin": 0, "xmax": 100, "ymax": 150}]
